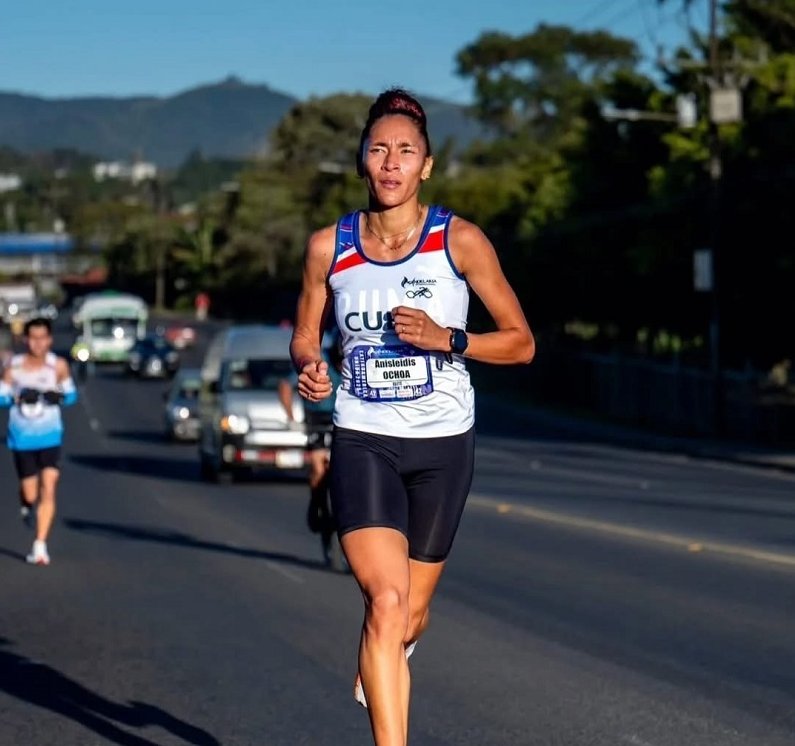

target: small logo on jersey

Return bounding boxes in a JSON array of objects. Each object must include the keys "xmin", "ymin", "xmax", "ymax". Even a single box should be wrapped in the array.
[
  {"xmin": 402, "ymin": 276, "xmax": 436, "ymax": 299},
  {"xmin": 402, "ymin": 276, "xmax": 436, "ymax": 288}
]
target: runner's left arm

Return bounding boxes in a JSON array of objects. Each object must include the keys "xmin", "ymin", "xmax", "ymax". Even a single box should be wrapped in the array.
[{"xmin": 54, "ymin": 357, "xmax": 78, "ymax": 406}]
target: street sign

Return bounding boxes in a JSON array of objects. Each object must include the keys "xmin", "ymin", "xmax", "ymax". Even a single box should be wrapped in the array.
[
  {"xmin": 694, "ymin": 249, "xmax": 713, "ymax": 292},
  {"xmin": 710, "ymin": 88, "xmax": 742, "ymax": 124}
]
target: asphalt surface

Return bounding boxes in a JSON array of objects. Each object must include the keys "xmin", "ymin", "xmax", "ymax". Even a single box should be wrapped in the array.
[{"xmin": 0, "ymin": 318, "xmax": 793, "ymax": 745}]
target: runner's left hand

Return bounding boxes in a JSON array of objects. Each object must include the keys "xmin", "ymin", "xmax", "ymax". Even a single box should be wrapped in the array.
[
  {"xmin": 392, "ymin": 306, "xmax": 448, "ymax": 351},
  {"xmin": 43, "ymin": 390, "xmax": 64, "ymax": 405}
]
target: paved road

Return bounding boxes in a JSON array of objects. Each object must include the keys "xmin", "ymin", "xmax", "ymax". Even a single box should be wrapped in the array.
[{"xmin": 1, "ymin": 320, "xmax": 793, "ymax": 745}]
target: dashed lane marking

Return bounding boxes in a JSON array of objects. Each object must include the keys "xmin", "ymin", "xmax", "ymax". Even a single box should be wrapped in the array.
[
  {"xmin": 622, "ymin": 736, "xmax": 656, "ymax": 746},
  {"xmin": 264, "ymin": 560, "xmax": 304, "ymax": 584}
]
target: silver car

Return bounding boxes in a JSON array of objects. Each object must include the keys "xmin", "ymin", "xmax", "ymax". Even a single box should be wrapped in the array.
[{"xmin": 198, "ymin": 325, "xmax": 307, "ymax": 482}]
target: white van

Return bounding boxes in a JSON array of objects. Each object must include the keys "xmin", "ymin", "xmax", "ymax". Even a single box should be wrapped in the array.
[
  {"xmin": 198, "ymin": 324, "xmax": 307, "ymax": 481},
  {"xmin": 75, "ymin": 292, "xmax": 148, "ymax": 363}
]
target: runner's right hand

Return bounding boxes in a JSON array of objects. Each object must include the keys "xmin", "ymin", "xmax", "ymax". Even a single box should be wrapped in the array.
[
  {"xmin": 297, "ymin": 360, "xmax": 332, "ymax": 402},
  {"xmin": 18, "ymin": 388, "xmax": 40, "ymax": 405}
]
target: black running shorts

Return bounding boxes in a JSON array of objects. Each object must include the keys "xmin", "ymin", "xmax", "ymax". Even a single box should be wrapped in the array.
[
  {"xmin": 12, "ymin": 446, "xmax": 62, "ymax": 479},
  {"xmin": 305, "ymin": 410, "xmax": 334, "ymax": 451},
  {"xmin": 329, "ymin": 426, "xmax": 475, "ymax": 563}
]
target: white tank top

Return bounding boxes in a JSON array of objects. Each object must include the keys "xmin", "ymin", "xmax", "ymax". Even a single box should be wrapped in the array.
[
  {"xmin": 6, "ymin": 352, "xmax": 64, "ymax": 450},
  {"xmin": 329, "ymin": 205, "xmax": 474, "ymax": 438}
]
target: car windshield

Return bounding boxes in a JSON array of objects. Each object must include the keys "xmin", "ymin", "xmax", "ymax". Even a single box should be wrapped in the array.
[
  {"xmin": 177, "ymin": 378, "xmax": 201, "ymax": 398},
  {"xmin": 139, "ymin": 336, "xmax": 171, "ymax": 351},
  {"xmin": 224, "ymin": 359, "xmax": 292, "ymax": 391},
  {"xmin": 90, "ymin": 318, "xmax": 137, "ymax": 339}
]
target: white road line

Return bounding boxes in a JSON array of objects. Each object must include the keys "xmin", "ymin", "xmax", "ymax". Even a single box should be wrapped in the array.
[
  {"xmin": 622, "ymin": 736, "xmax": 656, "ymax": 746},
  {"xmin": 469, "ymin": 493, "xmax": 795, "ymax": 569},
  {"xmin": 478, "ymin": 450, "xmax": 653, "ymax": 490},
  {"xmin": 264, "ymin": 560, "xmax": 304, "ymax": 583}
]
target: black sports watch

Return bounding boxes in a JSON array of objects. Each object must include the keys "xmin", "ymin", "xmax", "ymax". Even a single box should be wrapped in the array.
[{"xmin": 448, "ymin": 327, "xmax": 469, "ymax": 355}]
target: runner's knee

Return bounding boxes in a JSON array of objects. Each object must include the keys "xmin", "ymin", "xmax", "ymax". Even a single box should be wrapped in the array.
[{"xmin": 365, "ymin": 586, "xmax": 409, "ymax": 639}]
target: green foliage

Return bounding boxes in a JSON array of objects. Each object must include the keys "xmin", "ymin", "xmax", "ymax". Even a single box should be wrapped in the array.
[
  {"xmin": 270, "ymin": 94, "xmax": 370, "ymax": 173},
  {"xmin": 456, "ymin": 24, "xmax": 638, "ymax": 143},
  {"xmin": 169, "ymin": 149, "xmax": 246, "ymax": 205}
]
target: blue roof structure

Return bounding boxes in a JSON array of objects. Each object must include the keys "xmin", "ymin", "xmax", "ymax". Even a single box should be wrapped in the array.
[{"xmin": 0, "ymin": 233, "xmax": 74, "ymax": 254}]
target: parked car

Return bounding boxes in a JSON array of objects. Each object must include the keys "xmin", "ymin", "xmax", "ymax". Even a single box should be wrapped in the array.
[
  {"xmin": 126, "ymin": 335, "xmax": 180, "ymax": 378},
  {"xmin": 163, "ymin": 367, "xmax": 202, "ymax": 441},
  {"xmin": 198, "ymin": 324, "xmax": 307, "ymax": 482}
]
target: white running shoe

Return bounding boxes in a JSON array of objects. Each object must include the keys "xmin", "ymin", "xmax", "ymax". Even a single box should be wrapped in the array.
[
  {"xmin": 25, "ymin": 540, "xmax": 50, "ymax": 566},
  {"xmin": 354, "ymin": 641, "xmax": 417, "ymax": 709}
]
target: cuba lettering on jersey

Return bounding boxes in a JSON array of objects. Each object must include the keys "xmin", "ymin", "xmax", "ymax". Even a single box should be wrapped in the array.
[
  {"xmin": 328, "ymin": 205, "xmax": 475, "ymax": 438},
  {"xmin": 0, "ymin": 352, "xmax": 76, "ymax": 450}
]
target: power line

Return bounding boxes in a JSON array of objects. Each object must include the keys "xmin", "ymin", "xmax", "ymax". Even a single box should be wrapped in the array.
[{"xmin": 575, "ymin": 0, "xmax": 626, "ymax": 26}]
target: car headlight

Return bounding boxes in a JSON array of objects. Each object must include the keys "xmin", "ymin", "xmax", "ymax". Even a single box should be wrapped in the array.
[
  {"xmin": 172, "ymin": 406, "xmax": 191, "ymax": 420},
  {"xmin": 220, "ymin": 414, "xmax": 249, "ymax": 434}
]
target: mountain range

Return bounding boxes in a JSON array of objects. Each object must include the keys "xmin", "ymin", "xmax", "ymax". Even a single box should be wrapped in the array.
[{"xmin": 0, "ymin": 77, "xmax": 484, "ymax": 169}]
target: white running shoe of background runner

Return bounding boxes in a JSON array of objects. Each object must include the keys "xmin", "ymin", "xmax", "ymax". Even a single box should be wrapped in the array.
[
  {"xmin": 354, "ymin": 641, "xmax": 417, "ymax": 708},
  {"xmin": 26, "ymin": 540, "xmax": 50, "ymax": 566}
]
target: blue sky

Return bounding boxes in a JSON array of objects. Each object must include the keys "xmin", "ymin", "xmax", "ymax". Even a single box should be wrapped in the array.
[{"xmin": 1, "ymin": 0, "xmax": 706, "ymax": 102}]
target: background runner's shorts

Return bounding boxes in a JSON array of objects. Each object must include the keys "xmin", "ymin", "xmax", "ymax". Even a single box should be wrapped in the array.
[
  {"xmin": 329, "ymin": 426, "xmax": 475, "ymax": 563},
  {"xmin": 305, "ymin": 410, "xmax": 334, "ymax": 451},
  {"xmin": 12, "ymin": 446, "xmax": 62, "ymax": 479}
]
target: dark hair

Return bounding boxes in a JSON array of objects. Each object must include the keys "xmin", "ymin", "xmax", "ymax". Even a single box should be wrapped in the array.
[
  {"xmin": 24, "ymin": 317, "xmax": 52, "ymax": 336},
  {"xmin": 357, "ymin": 88, "xmax": 432, "ymax": 177}
]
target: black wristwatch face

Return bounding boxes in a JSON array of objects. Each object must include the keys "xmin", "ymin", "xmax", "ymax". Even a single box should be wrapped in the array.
[{"xmin": 450, "ymin": 328, "xmax": 469, "ymax": 354}]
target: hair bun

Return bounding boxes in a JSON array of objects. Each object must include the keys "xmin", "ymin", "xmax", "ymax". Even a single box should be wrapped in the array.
[{"xmin": 384, "ymin": 92, "xmax": 426, "ymax": 124}]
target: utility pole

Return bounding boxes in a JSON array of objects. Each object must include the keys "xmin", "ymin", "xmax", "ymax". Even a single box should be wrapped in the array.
[
  {"xmin": 707, "ymin": 0, "xmax": 721, "ymax": 388},
  {"xmin": 682, "ymin": 0, "xmax": 737, "ymax": 434},
  {"xmin": 151, "ymin": 177, "xmax": 167, "ymax": 312}
]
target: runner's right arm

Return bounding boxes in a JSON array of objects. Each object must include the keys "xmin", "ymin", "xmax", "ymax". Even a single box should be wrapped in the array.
[
  {"xmin": 0, "ymin": 367, "xmax": 13, "ymax": 407},
  {"xmin": 291, "ymin": 224, "xmax": 336, "ymax": 402}
]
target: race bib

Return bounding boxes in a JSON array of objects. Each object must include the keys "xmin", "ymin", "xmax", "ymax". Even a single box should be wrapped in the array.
[{"xmin": 349, "ymin": 345, "xmax": 433, "ymax": 402}]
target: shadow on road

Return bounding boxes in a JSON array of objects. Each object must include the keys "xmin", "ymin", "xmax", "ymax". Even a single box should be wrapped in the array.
[
  {"xmin": 106, "ymin": 429, "xmax": 172, "ymax": 445},
  {"xmin": 68, "ymin": 453, "xmax": 305, "ymax": 485},
  {"xmin": 0, "ymin": 636, "xmax": 220, "ymax": 746},
  {"xmin": 64, "ymin": 518, "xmax": 335, "ymax": 573},
  {"xmin": 0, "ymin": 546, "xmax": 25, "ymax": 563},
  {"xmin": 69, "ymin": 454, "xmax": 198, "ymax": 482}
]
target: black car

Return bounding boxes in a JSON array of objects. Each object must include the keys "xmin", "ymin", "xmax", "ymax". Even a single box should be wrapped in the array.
[
  {"xmin": 163, "ymin": 367, "xmax": 202, "ymax": 440},
  {"xmin": 126, "ymin": 335, "xmax": 180, "ymax": 378}
]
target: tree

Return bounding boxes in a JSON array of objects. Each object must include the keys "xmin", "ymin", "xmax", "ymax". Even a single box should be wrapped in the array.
[{"xmin": 456, "ymin": 25, "xmax": 638, "ymax": 144}]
